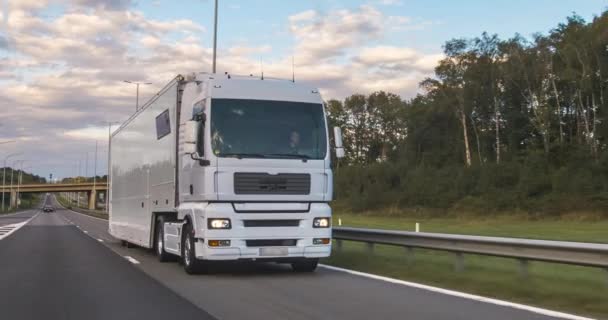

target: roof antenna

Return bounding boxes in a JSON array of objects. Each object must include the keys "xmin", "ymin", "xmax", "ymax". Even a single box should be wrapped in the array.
[
  {"xmin": 292, "ymin": 56, "xmax": 295, "ymax": 83},
  {"xmin": 260, "ymin": 57, "xmax": 264, "ymax": 80}
]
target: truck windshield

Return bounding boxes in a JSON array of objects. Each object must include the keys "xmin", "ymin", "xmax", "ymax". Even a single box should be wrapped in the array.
[{"xmin": 211, "ymin": 99, "xmax": 327, "ymax": 160}]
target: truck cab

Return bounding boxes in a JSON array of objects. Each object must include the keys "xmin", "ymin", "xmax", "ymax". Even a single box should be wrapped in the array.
[{"xmin": 159, "ymin": 73, "xmax": 344, "ymax": 273}]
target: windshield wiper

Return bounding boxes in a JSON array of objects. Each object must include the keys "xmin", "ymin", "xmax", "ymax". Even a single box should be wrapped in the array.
[
  {"xmin": 266, "ymin": 153, "xmax": 311, "ymax": 160},
  {"xmin": 219, "ymin": 153, "xmax": 266, "ymax": 159}
]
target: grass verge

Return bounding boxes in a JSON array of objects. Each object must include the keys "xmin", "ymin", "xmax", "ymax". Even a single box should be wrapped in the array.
[
  {"xmin": 55, "ymin": 194, "xmax": 108, "ymax": 220},
  {"xmin": 322, "ymin": 212, "xmax": 608, "ymax": 318},
  {"xmin": 323, "ymin": 242, "xmax": 607, "ymax": 319},
  {"xmin": 332, "ymin": 212, "xmax": 608, "ymax": 243}
]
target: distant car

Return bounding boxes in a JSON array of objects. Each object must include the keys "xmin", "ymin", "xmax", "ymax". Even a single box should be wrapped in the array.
[{"xmin": 43, "ymin": 206, "xmax": 54, "ymax": 213}]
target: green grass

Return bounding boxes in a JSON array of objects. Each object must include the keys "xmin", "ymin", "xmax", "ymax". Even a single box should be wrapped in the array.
[
  {"xmin": 56, "ymin": 194, "xmax": 108, "ymax": 219},
  {"xmin": 332, "ymin": 212, "xmax": 608, "ymax": 243},
  {"xmin": 322, "ymin": 211, "xmax": 608, "ymax": 318},
  {"xmin": 323, "ymin": 242, "xmax": 607, "ymax": 318}
]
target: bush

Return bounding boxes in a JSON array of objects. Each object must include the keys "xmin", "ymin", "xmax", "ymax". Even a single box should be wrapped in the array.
[{"xmin": 334, "ymin": 156, "xmax": 608, "ymax": 215}]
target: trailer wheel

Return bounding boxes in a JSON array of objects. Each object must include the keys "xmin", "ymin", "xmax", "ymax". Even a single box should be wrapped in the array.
[
  {"xmin": 155, "ymin": 216, "xmax": 175, "ymax": 262},
  {"xmin": 291, "ymin": 258, "xmax": 319, "ymax": 272},
  {"xmin": 182, "ymin": 222, "xmax": 208, "ymax": 274}
]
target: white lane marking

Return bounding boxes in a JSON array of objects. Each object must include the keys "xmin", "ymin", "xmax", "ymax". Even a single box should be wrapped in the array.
[
  {"xmin": 124, "ymin": 256, "xmax": 140, "ymax": 264},
  {"xmin": 0, "ymin": 212, "xmax": 40, "ymax": 241},
  {"xmin": 55, "ymin": 204, "xmax": 115, "ymax": 245},
  {"xmin": 319, "ymin": 265, "xmax": 594, "ymax": 320}
]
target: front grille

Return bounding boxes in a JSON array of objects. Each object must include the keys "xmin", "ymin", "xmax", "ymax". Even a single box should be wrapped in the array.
[
  {"xmin": 234, "ymin": 173, "xmax": 310, "ymax": 195},
  {"xmin": 246, "ymin": 239, "xmax": 298, "ymax": 247},
  {"xmin": 243, "ymin": 220, "xmax": 300, "ymax": 227}
]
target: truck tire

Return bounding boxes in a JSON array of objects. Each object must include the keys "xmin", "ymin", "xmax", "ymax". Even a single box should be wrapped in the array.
[
  {"xmin": 291, "ymin": 258, "xmax": 319, "ymax": 272},
  {"xmin": 182, "ymin": 222, "xmax": 208, "ymax": 274},
  {"xmin": 155, "ymin": 216, "xmax": 175, "ymax": 262}
]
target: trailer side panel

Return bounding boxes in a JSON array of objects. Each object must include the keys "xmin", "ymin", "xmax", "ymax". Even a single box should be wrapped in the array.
[{"xmin": 110, "ymin": 80, "xmax": 179, "ymax": 248}]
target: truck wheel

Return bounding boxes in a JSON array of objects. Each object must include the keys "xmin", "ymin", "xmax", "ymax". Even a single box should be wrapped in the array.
[
  {"xmin": 291, "ymin": 258, "xmax": 319, "ymax": 272},
  {"xmin": 155, "ymin": 216, "xmax": 174, "ymax": 262},
  {"xmin": 182, "ymin": 222, "xmax": 208, "ymax": 274}
]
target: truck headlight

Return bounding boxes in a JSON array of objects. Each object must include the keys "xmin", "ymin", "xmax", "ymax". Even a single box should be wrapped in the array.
[
  {"xmin": 313, "ymin": 217, "xmax": 330, "ymax": 228},
  {"xmin": 208, "ymin": 218, "xmax": 231, "ymax": 229}
]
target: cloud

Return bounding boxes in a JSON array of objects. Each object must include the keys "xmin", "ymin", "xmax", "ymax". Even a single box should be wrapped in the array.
[
  {"xmin": 70, "ymin": 0, "xmax": 134, "ymax": 11},
  {"xmin": 355, "ymin": 46, "xmax": 443, "ymax": 72},
  {"xmin": 7, "ymin": 0, "xmax": 50, "ymax": 11},
  {"xmin": 288, "ymin": 5, "xmax": 384, "ymax": 64},
  {"xmin": 228, "ymin": 45, "xmax": 272, "ymax": 57},
  {"xmin": 64, "ymin": 126, "xmax": 110, "ymax": 140},
  {"xmin": 0, "ymin": 2, "xmax": 442, "ymax": 178},
  {"xmin": 288, "ymin": 10, "xmax": 317, "ymax": 24},
  {"xmin": 0, "ymin": 35, "xmax": 8, "ymax": 50},
  {"xmin": 376, "ymin": 0, "xmax": 403, "ymax": 5}
]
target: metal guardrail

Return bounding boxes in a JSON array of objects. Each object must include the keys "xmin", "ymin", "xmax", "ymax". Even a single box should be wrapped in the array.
[{"xmin": 332, "ymin": 227, "xmax": 608, "ymax": 274}]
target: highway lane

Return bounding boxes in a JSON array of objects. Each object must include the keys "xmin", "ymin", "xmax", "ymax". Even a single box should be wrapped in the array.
[
  {"xmin": 0, "ymin": 201, "xmax": 215, "ymax": 320},
  {"xmin": 50, "ymin": 197, "xmax": 574, "ymax": 320}
]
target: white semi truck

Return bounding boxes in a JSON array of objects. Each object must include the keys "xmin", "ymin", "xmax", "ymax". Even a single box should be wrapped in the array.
[{"xmin": 109, "ymin": 73, "xmax": 344, "ymax": 274}]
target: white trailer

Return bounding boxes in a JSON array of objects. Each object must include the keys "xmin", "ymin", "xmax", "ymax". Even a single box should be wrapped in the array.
[{"xmin": 109, "ymin": 73, "xmax": 344, "ymax": 273}]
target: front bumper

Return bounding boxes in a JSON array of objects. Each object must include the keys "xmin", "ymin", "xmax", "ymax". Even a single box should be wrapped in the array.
[
  {"xmin": 189, "ymin": 202, "xmax": 332, "ymax": 260},
  {"xmin": 195, "ymin": 239, "xmax": 332, "ymax": 260}
]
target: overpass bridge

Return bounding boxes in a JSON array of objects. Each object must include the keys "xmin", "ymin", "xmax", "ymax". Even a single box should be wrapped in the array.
[{"xmin": 0, "ymin": 183, "xmax": 107, "ymax": 210}]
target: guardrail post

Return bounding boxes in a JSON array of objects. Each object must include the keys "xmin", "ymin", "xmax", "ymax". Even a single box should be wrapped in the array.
[
  {"xmin": 335, "ymin": 239, "xmax": 342, "ymax": 252},
  {"xmin": 454, "ymin": 252, "xmax": 464, "ymax": 272},
  {"xmin": 366, "ymin": 242, "xmax": 375, "ymax": 254},
  {"xmin": 405, "ymin": 246, "xmax": 414, "ymax": 265},
  {"xmin": 518, "ymin": 259, "xmax": 529, "ymax": 279}
]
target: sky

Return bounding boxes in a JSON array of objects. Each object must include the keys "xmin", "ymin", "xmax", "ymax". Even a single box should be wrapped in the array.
[{"xmin": 0, "ymin": 0, "xmax": 606, "ymax": 179}]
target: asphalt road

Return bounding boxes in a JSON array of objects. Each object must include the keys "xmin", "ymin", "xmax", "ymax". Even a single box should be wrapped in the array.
[
  {"xmin": 0, "ymin": 210, "xmax": 38, "ymax": 227},
  {"xmin": 0, "ymin": 195, "xmax": 573, "ymax": 320},
  {"xmin": 0, "ymin": 196, "xmax": 215, "ymax": 320}
]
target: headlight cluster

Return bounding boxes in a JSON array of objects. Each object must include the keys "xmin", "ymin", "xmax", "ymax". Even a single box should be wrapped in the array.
[
  {"xmin": 313, "ymin": 217, "xmax": 330, "ymax": 228},
  {"xmin": 208, "ymin": 218, "xmax": 231, "ymax": 229}
]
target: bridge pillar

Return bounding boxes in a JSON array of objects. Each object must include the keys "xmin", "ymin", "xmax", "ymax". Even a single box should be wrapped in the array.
[
  {"xmin": 88, "ymin": 189, "xmax": 97, "ymax": 210},
  {"xmin": 10, "ymin": 190, "xmax": 17, "ymax": 209}
]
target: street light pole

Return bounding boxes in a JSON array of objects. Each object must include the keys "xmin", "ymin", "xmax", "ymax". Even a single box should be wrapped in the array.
[
  {"xmin": 213, "ymin": 0, "xmax": 218, "ymax": 73},
  {"xmin": 123, "ymin": 81, "xmax": 152, "ymax": 112},
  {"xmin": 2, "ymin": 152, "xmax": 22, "ymax": 212},
  {"xmin": 93, "ymin": 140, "xmax": 98, "ymax": 208},
  {"xmin": 9, "ymin": 159, "xmax": 23, "ymax": 209},
  {"xmin": 17, "ymin": 161, "xmax": 23, "ymax": 207},
  {"xmin": 85, "ymin": 151, "xmax": 89, "ymax": 180}
]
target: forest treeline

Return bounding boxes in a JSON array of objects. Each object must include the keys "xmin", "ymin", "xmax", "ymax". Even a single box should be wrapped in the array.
[{"xmin": 328, "ymin": 12, "xmax": 608, "ymax": 215}]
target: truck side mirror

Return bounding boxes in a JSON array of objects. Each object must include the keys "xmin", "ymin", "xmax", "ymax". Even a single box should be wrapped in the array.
[
  {"xmin": 183, "ymin": 120, "xmax": 211, "ymax": 166},
  {"xmin": 333, "ymin": 127, "xmax": 345, "ymax": 159},
  {"xmin": 184, "ymin": 120, "xmax": 198, "ymax": 145}
]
